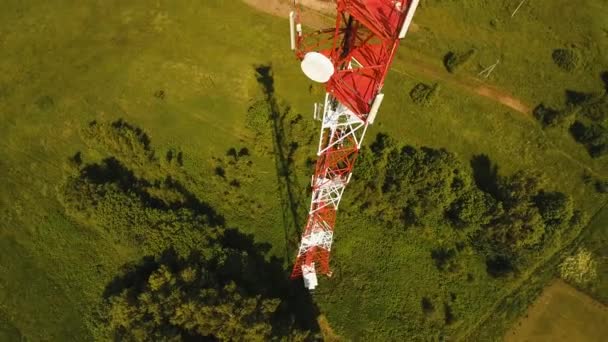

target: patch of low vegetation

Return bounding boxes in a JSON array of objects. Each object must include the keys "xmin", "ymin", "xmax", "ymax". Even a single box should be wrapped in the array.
[
  {"xmin": 504, "ymin": 280, "xmax": 608, "ymax": 342},
  {"xmin": 443, "ymin": 49, "xmax": 476, "ymax": 73},
  {"xmin": 559, "ymin": 248, "xmax": 598, "ymax": 285},
  {"xmin": 246, "ymin": 99, "xmax": 273, "ymax": 153},
  {"xmin": 552, "ymin": 47, "xmax": 581, "ymax": 72},
  {"xmin": 410, "ymin": 82, "xmax": 441, "ymax": 106}
]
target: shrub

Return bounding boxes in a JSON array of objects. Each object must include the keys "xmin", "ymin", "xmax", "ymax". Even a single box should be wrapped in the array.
[
  {"xmin": 245, "ymin": 100, "xmax": 271, "ymax": 138},
  {"xmin": 443, "ymin": 49, "xmax": 476, "ymax": 73},
  {"xmin": 533, "ymin": 191, "xmax": 574, "ymax": 232},
  {"xmin": 570, "ymin": 121, "xmax": 608, "ymax": 158},
  {"xmin": 421, "ymin": 297, "xmax": 435, "ymax": 315},
  {"xmin": 552, "ymin": 48, "xmax": 580, "ymax": 72},
  {"xmin": 559, "ymin": 248, "xmax": 597, "ymax": 285},
  {"xmin": 431, "ymin": 247, "xmax": 462, "ymax": 273},
  {"xmin": 238, "ymin": 147, "xmax": 250, "ymax": 157},
  {"xmin": 226, "ymin": 147, "xmax": 238, "ymax": 160},
  {"xmin": 533, "ymin": 104, "xmax": 571, "ymax": 128},
  {"xmin": 595, "ymin": 180, "xmax": 608, "ymax": 194},
  {"xmin": 580, "ymin": 93, "xmax": 608, "ymax": 122},
  {"xmin": 82, "ymin": 119, "xmax": 156, "ymax": 172},
  {"xmin": 410, "ymin": 83, "xmax": 441, "ymax": 106}
]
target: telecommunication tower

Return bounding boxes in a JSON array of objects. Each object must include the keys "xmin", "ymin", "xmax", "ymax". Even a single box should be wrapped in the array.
[{"xmin": 288, "ymin": 0, "xmax": 419, "ymax": 290}]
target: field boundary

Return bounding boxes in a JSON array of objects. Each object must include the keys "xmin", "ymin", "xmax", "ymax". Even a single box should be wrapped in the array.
[
  {"xmin": 462, "ymin": 200, "xmax": 608, "ymax": 341},
  {"xmin": 504, "ymin": 279, "xmax": 608, "ymax": 342}
]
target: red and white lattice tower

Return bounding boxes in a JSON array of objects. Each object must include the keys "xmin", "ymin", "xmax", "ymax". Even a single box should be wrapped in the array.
[{"xmin": 288, "ymin": 0, "xmax": 419, "ymax": 290}]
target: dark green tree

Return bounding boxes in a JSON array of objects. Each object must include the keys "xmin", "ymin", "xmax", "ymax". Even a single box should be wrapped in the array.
[
  {"xmin": 447, "ymin": 188, "xmax": 501, "ymax": 231},
  {"xmin": 570, "ymin": 121, "xmax": 608, "ymax": 158},
  {"xmin": 534, "ymin": 191, "xmax": 574, "ymax": 232},
  {"xmin": 481, "ymin": 171, "xmax": 546, "ymax": 253},
  {"xmin": 105, "ymin": 252, "xmax": 280, "ymax": 342}
]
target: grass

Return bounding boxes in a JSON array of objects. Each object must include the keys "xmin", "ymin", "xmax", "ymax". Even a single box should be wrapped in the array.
[
  {"xmin": 0, "ymin": 1, "xmax": 311, "ymax": 339},
  {"xmin": 0, "ymin": 0, "xmax": 606, "ymax": 340},
  {"xmin": 400, "ymin": 0, "xmax": 608, "ymax": 106}
]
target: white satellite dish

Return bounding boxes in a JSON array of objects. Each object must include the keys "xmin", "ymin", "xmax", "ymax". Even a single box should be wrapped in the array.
[{"xmin": 301, "ymin": 52, "xmax": 334, "ymax": 83}]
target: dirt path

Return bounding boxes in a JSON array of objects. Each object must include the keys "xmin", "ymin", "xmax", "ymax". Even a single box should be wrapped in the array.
[
  {"xmin": 391, "ymin": 56, "xmax": 531, "ymax": 114},
  {"xmin": 243, "ymin": 0, "xmax": 530, "ymax": 115}
]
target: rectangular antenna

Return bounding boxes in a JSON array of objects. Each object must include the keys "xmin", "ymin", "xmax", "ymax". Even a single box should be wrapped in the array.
[
  {"xmin": 398, "ymin": 0, "xmax": 420, "ymax": 39},
  {"xmin": 313, "ymin": 103, "xmax": 319, "ymax": 120},
  {"xmin": 367, "ymin": 93, "xmax": 384, "ymax": 124},
  {"xmin": 289, "ymin": 11, "xmax": 296, "ymax": 50}
]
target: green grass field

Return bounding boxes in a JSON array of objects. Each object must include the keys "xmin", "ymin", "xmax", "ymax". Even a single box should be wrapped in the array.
[{"xmin": 0, "ymin": 0, "xmax": 607, "ymax": 340}]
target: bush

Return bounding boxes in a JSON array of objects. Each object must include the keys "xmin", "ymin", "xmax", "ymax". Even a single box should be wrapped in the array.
[
  {"xmin": 533, "ymin": 191, "xmax": 574, "ymax": 232},
  {"xmin": 570, "ymin": 121, "xmax": 608, "ymax": 158},
  {"xmin": 595, "ymin": 180, "xmax": 608, "ymax": 194},
  {"xmin": 431, "ymin": 247, "xmax": 462, "ymax": 273},
  {"xmin": 246, "ymin": 100, "xmax": 271, "ymax": 138},
  {"xmin": 84, "ymin": 119, "xmax": 154, "ymax": 163},
  {"xmin": 533, "ymin": 104, "xmax": 571, "ymax": 128},
  {"xmin": 552, "ymin": 48, "xmax": 581, "ymax": 72},
  {"xmin": 443, "ymin": 49, "xmax": 476, "ymax": 73},
  {"xmin": 580, "ymin": 93, "xmax": 608, "ymax": 122},
  {"xmin": 559, "ymin": 248, "xmax": 597, "ymax": 285},
  {"xmin": 410, "ymin": 83, "xmax": 441, "ymax": 106}
]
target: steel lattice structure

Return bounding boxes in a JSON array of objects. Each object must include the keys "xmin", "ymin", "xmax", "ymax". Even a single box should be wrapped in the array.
[{"xmin": 289, "ymin": 0, "xmax": 419, "ymax": 290}]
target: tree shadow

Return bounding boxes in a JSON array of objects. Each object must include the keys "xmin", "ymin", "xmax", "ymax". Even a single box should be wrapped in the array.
[
  {"xmin": 485, "ymin": 255, "xmax": 515, "ymax": 278},
  {"xmin": 75, "ymin": 156, "xmax": 225, "ymax": 227},
  {"xmin": 470, "ymin": 154, "xmax": 500, "ymax": 198},
  {"xmin": 163, "ymin": 177, "xmax": 225, "ymax": 226},
  {"xmin": 565, "ymin": 89, "xmax": 593, "ymax": 106},
  {"xmin": 254, "ymin": 65, "xmax": 305, "ymax": 261},
  {"xmin": 80, "ymin": 157, "xmax": 141, "ymax": 191}
]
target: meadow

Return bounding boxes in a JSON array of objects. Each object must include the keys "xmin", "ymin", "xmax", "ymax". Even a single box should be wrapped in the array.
[{"xmin": 0, "ymin": 0, "xmax": 606, "ymax": 340}]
